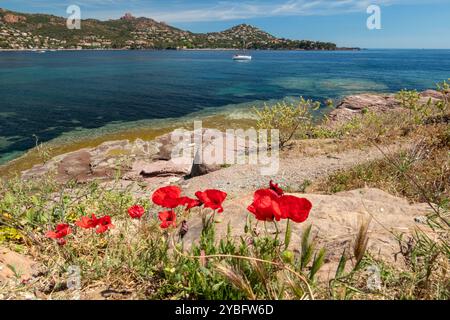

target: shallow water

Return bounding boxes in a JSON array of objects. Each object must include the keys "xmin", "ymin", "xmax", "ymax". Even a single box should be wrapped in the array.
[{"xmin": 0, "ymin": 49, "xmax": 449, "ymax": 164}]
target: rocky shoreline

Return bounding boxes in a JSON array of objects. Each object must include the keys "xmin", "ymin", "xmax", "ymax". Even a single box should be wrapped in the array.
[{"xmin": 16, "ymin": 89, "xmax": 448, "ymax": 187}]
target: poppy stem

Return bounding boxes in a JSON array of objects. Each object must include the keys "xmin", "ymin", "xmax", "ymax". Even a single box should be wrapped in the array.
[
  {"xmin": 209, "ymin": 210, "xmax": 216, "ymax": 226},
  {"xmin": 273, "ymin": 221, "xmax": 279, "ymax": 242},
  {"xmin": 284, "ymin": 219, "xmax": 292, "ymax": 250},
  {"xmin": 170, "ymin": 236, "xmax": 315, "ymax": 300},
  {"xmin": 200, "ymin": 208, "xmax": 206, "ymax": 229}
]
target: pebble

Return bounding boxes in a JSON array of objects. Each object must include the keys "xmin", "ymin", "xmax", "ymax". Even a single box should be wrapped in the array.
[{"xmin": 414, "ymin": 216, "xmax": 428, "ymax": 224}]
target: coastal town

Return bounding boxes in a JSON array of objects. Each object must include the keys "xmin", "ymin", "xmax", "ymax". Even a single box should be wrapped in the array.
[{"xmin": 0, "ymin": 9, "xmax": 340, "ymax": 50}]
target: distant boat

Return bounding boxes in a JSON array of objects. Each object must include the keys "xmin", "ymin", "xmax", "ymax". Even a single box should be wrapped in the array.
[
  {"xmin": 233, "ymin": 54, "xmax": 252, "ymax": 61},
  {"xmin": 233, "ymin": 41, "xmax": 252, "ymax": 61}
]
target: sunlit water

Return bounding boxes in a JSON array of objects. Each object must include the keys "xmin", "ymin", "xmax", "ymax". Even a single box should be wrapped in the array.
[{"xmin": 0, "ymin": 49, "xmax": 449, "ymax": 164}]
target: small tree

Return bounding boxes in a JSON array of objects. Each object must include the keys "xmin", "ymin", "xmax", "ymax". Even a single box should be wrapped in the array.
[
  {"xmin": 435, "ymin": 79, "xmax": 450, "ymax": 116},
  {"xmin": 254, "ymin": 98, "xmax": 320, "ymax": 149}
]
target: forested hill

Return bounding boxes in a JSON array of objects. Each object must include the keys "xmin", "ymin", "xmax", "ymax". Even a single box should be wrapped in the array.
[{"xmin": 0, "ymin": 8, "xmax": 355, "ymax": 50}]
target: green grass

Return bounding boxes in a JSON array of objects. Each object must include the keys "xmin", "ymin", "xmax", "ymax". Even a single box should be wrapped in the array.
[{"xmin": 0, "ymin": 174, "xmax": 328, "ymax": 299}]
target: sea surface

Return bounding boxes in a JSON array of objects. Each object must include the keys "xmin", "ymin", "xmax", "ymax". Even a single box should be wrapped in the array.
[{"xmin": 0, "ymin": 49, "xmax": 449, "ymax": 164}]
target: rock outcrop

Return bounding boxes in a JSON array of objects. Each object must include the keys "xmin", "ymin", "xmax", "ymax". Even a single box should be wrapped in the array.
[
  {"xmin": 21, "ymin": 128, "xmax": 258, "ymax": 185},
  {"xmin": 327, "ymin": 89, "xmax": 448, "ymax": 127},
  {"xmin": 1, "ymin": 13, "xmax": 26, "ymax": 24}
]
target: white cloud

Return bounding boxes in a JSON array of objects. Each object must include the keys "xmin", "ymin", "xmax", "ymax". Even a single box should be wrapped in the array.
[
  {"xmin": 4, "ymin": 0, "xmax": 441, "ymax": 22},
  {"xmin": 136, "ymin": 0, "xmax": 421, "ymax": 23}
]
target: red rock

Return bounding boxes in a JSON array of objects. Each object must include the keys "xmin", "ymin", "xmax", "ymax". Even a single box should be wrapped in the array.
[{"xmin": 2, "ymin": 13, "xmax": 26, "ymax": 23}]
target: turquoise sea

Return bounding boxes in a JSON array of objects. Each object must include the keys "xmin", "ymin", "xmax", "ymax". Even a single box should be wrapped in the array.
[{"xmin": 0, "ymin": 49, "xmax": 449, "ymax": 163}]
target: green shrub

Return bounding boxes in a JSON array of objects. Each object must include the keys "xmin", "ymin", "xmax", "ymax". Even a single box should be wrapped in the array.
[{"xmin": 254, "ymin": 98, "xmax": 320, "ymax": 149}]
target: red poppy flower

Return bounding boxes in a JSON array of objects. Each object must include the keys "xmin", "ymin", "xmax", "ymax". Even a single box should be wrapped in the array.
[
  {"xmin": 195, "ymin": 189, "xmax": 227, "ymax": 213},
  {"xmin": 247, "ymin": 189, "xmax": 282, "ymax": 221},
  {"xmin": 158, "ymin": 210, "xmax": 177, "ymax": 229},
  {"xmin": 278, "ymin": 195, "xmax": 312, "ymax": 223},
  {"xmin": 152, "ymin": 186, "xmax": 182, "ymax": 208},
  {"xmin": 269, "ymin": 180, "xmax": 284, "ymax": 196},
  {"xmin": 75, "ymin": 214, "xmax": 98, "ymax": 229},
  {"xmin": 128, "ymin": 205, "xmax": 145, "ymax": 219},
  {"xmin": 46, "ymin": 223, "xmax": 72, "ymax": 239},
  {"xmin": 178, "ymin": 196, "xmax": 202, "ymax": 211},
  {"xmin": 95, "ymin": 216, "xmax": 114, "ymax": 234}
]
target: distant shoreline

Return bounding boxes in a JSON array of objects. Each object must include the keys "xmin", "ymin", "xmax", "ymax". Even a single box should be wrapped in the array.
[{"xmin": 0, "ymin": 47, "xmax": 361, "ymax": 52}]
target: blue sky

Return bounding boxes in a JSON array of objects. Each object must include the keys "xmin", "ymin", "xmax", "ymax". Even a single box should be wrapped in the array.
[{"xmin": 2, "ymin": 0, "xmax": 450, "ymax": 48}]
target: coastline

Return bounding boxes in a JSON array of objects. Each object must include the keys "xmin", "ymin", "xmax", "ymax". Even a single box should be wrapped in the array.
[
  {"xmin": 0, "ymin": 110, "xmax": 256, "ymax": 177},
  {"xmin": 0, "ymin": 85, "xmax": 441, "ymax": 177},
  {"xmin": 0, "ymin": 47, "xmax": 361, "ymax": 52},
  {"xmin": 0, "ymin": 95, "xmax": 323, "ymax": 176}
]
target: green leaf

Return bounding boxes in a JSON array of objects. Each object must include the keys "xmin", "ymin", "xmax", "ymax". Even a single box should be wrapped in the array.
[
  {"xmin": 212, "ymin": 281, "xmax": 225, "ymax": 291},
  {"xmin": 300, "ymin": 225, "xmax": 313, "ymax": 270},
  {"xmin": 335, "ymin": 249, "xmax": 347, "ymax": 279},
  {"xmin": 309, "ymin": 248, "xmax": 326, "ymax": 280}
]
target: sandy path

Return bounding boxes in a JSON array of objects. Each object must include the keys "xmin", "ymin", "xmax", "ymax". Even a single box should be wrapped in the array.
[{"xmin": 180, "ymin": 141, "xmax": 410, "ymax": 197}]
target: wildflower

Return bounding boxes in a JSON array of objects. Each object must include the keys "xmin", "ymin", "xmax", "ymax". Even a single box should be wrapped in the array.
[
  {"xmin": 128, "ymin": 205, "xmax": 145, "ymax": 219},
  {"xmin": 278, "ymin": 195, "xmax": 312, "ymax": 223},
  {"xmin": 95, "ymin": 216, "xmax": 114, "ymax": 234},
  {"xmin": 152, "ymin": 186, "xmax": 182, "ymax": 208},
  {"xmin": 269, "ymin": 180, "xmax": 284, "ymax": 196},
  {"xmin": 46, "ymin": 224, "xmax": 72, "ymax": 245},
  {"xmin": 46, "ymin": 223, "xmax": 72, "ymax": 239},
  {"xmin": 158, "ymin": 210, "xmax": 177, "ymax": 229},
  {"xmin": 195, "ymin": 189, "xmax": 227, "ymax": 213},
  {"xmin": 247, "ymin": 189, "xmax": 282, "ymax": 221},
  {"xmin": 75, "ymin": 214, "xmax": 98, "ymax": 229},
  {"xmin": 178, "ymin": 196, "xmax": 202, "ymax": 211}
]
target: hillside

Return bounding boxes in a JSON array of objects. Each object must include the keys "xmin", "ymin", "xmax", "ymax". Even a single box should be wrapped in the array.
[{"xmin": 0, "ymin": 8, "xmax": 343, "ymax": 50}]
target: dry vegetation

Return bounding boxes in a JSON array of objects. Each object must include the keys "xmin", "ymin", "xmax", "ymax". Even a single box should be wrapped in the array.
[{"xmin": 0, "ymin": 81, "xmax": 449, "ymax": 300}]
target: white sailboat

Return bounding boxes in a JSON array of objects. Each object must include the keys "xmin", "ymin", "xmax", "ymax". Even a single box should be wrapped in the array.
[
  {"xmin": 233, "ymin": 54, "xmax": 252, "ymax": 61},
  {"xmin": 233, "ymin": 41, "xmax": 252, "ymax": 61}
]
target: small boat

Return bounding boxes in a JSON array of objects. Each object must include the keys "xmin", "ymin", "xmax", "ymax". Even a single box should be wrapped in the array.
[
  {"xmin": 233, "ymin": 41, "xmax": 252, "ymax": 61},
  {"xmin": 233, "ymin": 54, "xmax": 252, "ymax": 61}
]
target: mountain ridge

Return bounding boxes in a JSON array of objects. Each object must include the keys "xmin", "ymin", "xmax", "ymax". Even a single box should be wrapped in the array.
[{"xmin": 0, "ymin": 8, "xmax": 357, "ymax": 50}]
